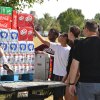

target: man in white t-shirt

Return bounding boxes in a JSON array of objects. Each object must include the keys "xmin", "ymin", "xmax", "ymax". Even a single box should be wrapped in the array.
[
  {"xmin": 32, "ymin": 25, "xmax": 71, "ymax": 100},
  {"xmin": 50, "ymin": 36, "xmax": 71, "ymax": 77}
]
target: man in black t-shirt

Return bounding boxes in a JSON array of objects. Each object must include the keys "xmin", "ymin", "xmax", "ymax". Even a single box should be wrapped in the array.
[{"xmin": 69, "ymin": 20, "xmax": 100, "ymax": 100}]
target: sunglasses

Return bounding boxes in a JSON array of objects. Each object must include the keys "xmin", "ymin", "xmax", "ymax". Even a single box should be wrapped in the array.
[{"xmin": 59, "ymin": 34, "xmax": 68, "ymax": 37}]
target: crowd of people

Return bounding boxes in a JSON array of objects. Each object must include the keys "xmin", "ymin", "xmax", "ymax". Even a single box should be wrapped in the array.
[
  {"xmin": 33, "ymin": 20, "xmax": 100, "ymax": 100},
  {"xmin": 1, "ymin": 20, "xmax": 100, "ymax": 100}
]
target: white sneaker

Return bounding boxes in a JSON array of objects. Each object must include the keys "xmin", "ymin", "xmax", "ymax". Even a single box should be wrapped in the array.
[{"xmin": 3, "ymin": 64, "xmax": 14, "ymax": 75}]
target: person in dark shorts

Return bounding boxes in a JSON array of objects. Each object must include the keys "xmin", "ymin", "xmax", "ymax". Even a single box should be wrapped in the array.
[
  {"xmin": 62, "ymin": 25, "xmax": 81, "ymax": 100},
  {"xmin": 35, "ymin": 28, "xmax": 59, "ymax": 80}
]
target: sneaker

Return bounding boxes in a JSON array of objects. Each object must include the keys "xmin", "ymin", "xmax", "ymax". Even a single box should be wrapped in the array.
[
  {"xmin": 3, "ymin": 64, "xmax": 14, "ymax": 75},
  {"xmin": 7, "ymin": 69, "xmax": 14, "ymax": 75}
]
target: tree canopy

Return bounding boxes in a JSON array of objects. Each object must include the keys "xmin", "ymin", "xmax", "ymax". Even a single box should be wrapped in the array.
[
  {"xmin": 38, "ymin": 13, "xmax": 61, "ymax": 33},
  {"xmin": 0, "ymin": 0, "xmax": 44, "ymax": 10},
  {"xmin": 94, "ymin": 13, "xmax": 100, "ymax": 23},
  {"xmin": 57, "ymin": 8, "xmax": 85, "ymax": 32}
]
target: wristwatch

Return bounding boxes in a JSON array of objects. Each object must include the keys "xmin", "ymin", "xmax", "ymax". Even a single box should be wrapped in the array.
[{"xmin": 69, "ymin": 83, "xmax": 75, "ymax": 85}]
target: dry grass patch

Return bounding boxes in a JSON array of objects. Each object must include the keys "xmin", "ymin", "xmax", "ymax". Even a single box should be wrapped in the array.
[{"xmin": 33, "ymin": 37, "xmax": 49, "ymax": 48}]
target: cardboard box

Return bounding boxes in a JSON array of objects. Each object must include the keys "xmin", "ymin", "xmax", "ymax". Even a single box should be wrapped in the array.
[
  {"xmin": 9, "ymin": 29, "xmax": 18, "ymax": 41},
  {"xmin": 2, "ymin": 41, "xmax": 9, "ymax": 52},
  {"xmin": 27, "ymin": 41, "xmax": 34, "ymax": 53},
  {"xmin": 18, "ymin": 13, "xmax": 34, "ymax": 27},
  {"xmin": 18, "ymin": 27, "xmax": 28, "ymax": 41},
  {"xmin": 0, "ymin": 29, "xmax": 9, "ymax": 41},
  {"xmin": 25, "ymin": 14, "xmax": 34, "ymax": 27},
  {"xmin": 19, "ymin": 41, "xmax": 27, "ymax": 53},
  {"xmin": 27, "ymin": 27, "xmax": 34, "ymax": 41},
  {"xmin": 0, "ymin": 6, "xmax": 13, "ymax": 15},
  {"xmin": 35, "ymin": 53, "xmax": 50, "ymax": 80},
  {"xmin": 0, "ymin": 14, "xmax": 12, "ymax": 21},
  {"xmin": 18, "ymin": 13, "xmax": 25, "ymax": 27},
  {"xmin": 0, "ymin": 21, "xmax": 11, "ymax": 29},
  {"xmin": 9, "ymin": 42, "xmax": 18, "ymax": 53},
  {"xmin": 12, "ymin": 10, "xmax": 18, "ymax": 29}
]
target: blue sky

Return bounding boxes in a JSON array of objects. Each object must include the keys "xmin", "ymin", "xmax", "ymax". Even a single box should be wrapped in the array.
[{"xmin": 23, "ymin": 0, "xmax": 100, "ymax": 19}]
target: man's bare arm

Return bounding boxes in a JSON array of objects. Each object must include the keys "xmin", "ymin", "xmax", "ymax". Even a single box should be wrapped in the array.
[
  {"xmin": 68, "ymin": 59, "xmax": 79, "ymax": 95},
  {"xmin": 69, "ymin": 59, "xmax": 79, "ymax": 84},
  {"xmin": 32, "ymin": 24, "xmax": 50, "ymax": 47}
]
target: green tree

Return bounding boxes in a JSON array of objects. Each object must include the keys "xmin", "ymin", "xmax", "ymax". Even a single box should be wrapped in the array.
[
  {"xmin": 39, "ymin": 13, "xmax": 61, "ymax": 33},
  {"xmin": 94, "ymin": 13, "xmax": 100, "ymax": 23},
  {"xmin": 57, "ymin": 8, "xmax": 85, "ymax": 32},
  {"xmin": 0, "ymin": 0, "xmax": 44, "ymax": 10}
]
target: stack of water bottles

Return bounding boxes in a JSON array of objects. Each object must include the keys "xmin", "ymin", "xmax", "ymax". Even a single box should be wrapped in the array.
[
  {"xmin": 0, "ymin": 29, "xmax": 35, "ymax": 81},
  {"xmin": 0, "ymin": 6, "xmax": 35, "ymax": 81}
]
